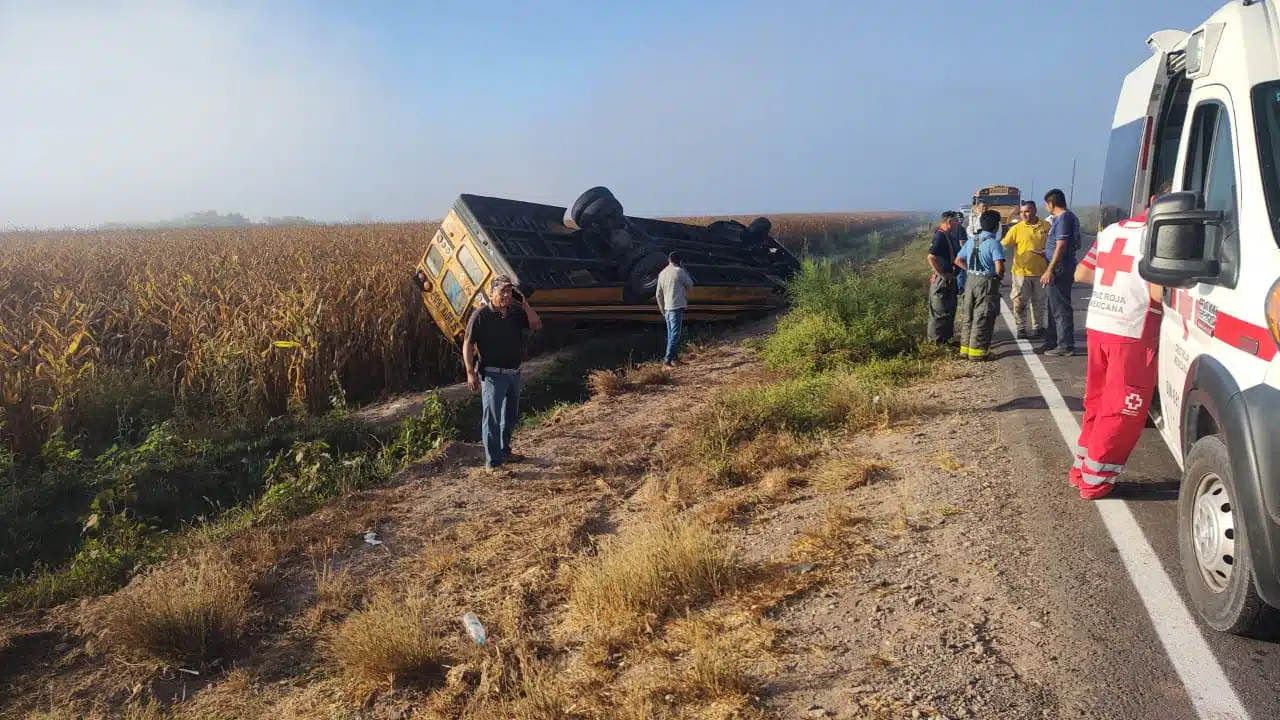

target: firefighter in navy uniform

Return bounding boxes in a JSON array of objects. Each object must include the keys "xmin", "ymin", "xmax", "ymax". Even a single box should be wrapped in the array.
[{"xmin": 1069, "ymin": 202, "xmax": 1164, "ymax": 500}]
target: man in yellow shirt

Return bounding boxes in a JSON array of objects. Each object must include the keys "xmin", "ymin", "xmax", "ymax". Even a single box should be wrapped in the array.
[{"xmin": 1001, "ymin": 201, "xmax": 1051, "ymax": 339}]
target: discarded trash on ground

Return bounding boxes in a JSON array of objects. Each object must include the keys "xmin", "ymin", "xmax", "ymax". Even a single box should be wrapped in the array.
[{"xmin": 462, "ymin": 612, "xmax": 487, "ymax": 644}]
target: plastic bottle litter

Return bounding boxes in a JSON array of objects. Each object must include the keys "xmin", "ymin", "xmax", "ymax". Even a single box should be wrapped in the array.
[{"xmin": 461, "ymin": 612, "xmax": 487, "ymax": 645}]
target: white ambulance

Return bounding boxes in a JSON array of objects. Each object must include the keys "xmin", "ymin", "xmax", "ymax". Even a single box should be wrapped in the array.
[{"xmin": 1100, "ymin": 0, "xmax": 1280, "ymax": 638}]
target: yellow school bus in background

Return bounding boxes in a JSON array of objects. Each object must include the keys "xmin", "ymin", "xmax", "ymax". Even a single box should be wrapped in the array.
[
  {"xmin": 971, "ymin": 185, "xmax": 1022, "ymax": 232},
  {"xmin": 411, "ymin": 186, "xmax": 802, "ymax": 345}
]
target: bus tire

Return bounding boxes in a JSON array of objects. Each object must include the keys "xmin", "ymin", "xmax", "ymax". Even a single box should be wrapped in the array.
[
  {"xmin": 571, "ymin": 187, "xmax": 622, "ymax": 230},
  {"xmin": 707, "ymin": 219, "xmax": 747, "ymax": 238},
  {"xmin": 581, "ymin": 197, "xmax": 624, "ymax": 230},
  {"xmin": 625, "ymin": 250, "xmax": 669, "ymax": 300}
]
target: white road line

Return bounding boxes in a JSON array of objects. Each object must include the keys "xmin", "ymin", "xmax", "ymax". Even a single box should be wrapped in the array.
[{"xmin": 998, "ymin": 300, "xmax": 1250, "ymax": 720}]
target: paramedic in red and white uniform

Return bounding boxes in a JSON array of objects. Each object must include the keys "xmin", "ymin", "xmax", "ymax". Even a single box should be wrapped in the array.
[{"xmin": 1069, "ymin": 205, "xmax": 1164, "ymax": 500}]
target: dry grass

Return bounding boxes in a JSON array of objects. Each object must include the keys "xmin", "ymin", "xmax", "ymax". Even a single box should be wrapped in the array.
[
  {"xmin": 565, "ymin": 514, "xmax": 738, "ymax": 643},
  {"xmin": 301, "ymin": 545, "xmax": 360, "ymax": 629},
  {"xmin": 157, "ymin": 668, "xmax": 270, "ymax": 719},
  {"xmin": 759, "ymin": 468, "xmax": 797, "ymax": 499},
  {"xmin": 792, "ymin": 504, "xmax": 878, "ymax": 564},
  {"xmin": 694, "ymin": 489, "xmax": 755, "ymax": 525},
  {"xmin": 810, "ymin": 454, "xmax": 891, "ymax": 493},
  {"xmin": 24, "ymin": 701, "xmax": 170, "ymax": 720},
  {"xmin": 328, "ymin": 593, "xmax": 451, "ymax": 687},
  {"xmin": 87, "ymin": 550, "xmax": 252, "ymax": 666},
  {"xmin": 732, "ymin": 431, "xmax": 817, "ymax": 477},
  {"xmin": 653, "ymin": 422, "xmax": 818, "ymax": 505},
  {"xmin": 587, "ymin": 363, "xmax": 673, "ymax": 399},
  {"xmin": 625, "ymin": 363, "xmax": 673, "ymax": 388},
  {"xmin": 936, "ymin": 450, "xmax": 966, "ymax": 472},
  {"xmin": 672, "ymin": 616, "xmax": 759, "ymax": 698},
  {"xmin": 587, "ymin": 368, "xmax": 624, "ymax": 398}
]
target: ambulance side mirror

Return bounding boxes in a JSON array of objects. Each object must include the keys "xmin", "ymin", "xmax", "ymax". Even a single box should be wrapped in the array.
[{"xmin": 1139, "ymin": 191, "xmax": 1223, "ymax": 289}]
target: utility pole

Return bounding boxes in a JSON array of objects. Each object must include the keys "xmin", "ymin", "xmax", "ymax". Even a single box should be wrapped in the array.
[{"xmin": 1069, "ymin": 158, "xmax": 1077, "ymax": 206}]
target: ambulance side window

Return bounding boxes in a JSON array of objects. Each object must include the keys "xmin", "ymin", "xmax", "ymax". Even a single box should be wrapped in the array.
[
  {"xmin": 1183, "ymin": 104, "xmax": 1220, "ymax": 193},
  {"xmin": 1182, "ymin": 101, "xmax": 1240, "ymax": 283},
  {"xmin": 1204, "ymin": 118, "xmax": 1238, "ymax": 238}
]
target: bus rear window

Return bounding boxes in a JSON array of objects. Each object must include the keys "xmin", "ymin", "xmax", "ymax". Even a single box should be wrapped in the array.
[
  {"xmin": 441, "ymin": 271, "xmax": 467, "ymax": 315},
  {"xmin": 457, "ymin": 245, "xmax": 486, "ymax": 286},
  {"xmin": 1252, "ymin": 81, "xmax": 1280, "ymax": 249},
  {"xmin": 974, "ymin": 194, "xmax": 1019, "ymax": 206},
  {"xmin": 425, "ymin": 246, "xmax": 445, "ymax": 277}
]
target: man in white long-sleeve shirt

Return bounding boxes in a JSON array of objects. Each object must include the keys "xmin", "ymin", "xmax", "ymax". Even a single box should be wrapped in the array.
[{"xmin": 655, "ymin": 251, "xmax": 695, "ymax": 367}]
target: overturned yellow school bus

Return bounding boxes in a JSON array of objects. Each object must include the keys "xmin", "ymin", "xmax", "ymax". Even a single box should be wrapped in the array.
[{"xmin": 412, "ymin": 187, "xmax": 802, "ymax": 344}]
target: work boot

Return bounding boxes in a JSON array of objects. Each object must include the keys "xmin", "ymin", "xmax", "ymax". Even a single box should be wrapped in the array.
[{"xmin": 1079, "ymin": 481, "xmax": 1115, "ymax": 500}]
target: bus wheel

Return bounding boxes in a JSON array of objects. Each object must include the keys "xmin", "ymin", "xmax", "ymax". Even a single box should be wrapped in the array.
[
  {"xmin": 707, "ymin": 219, "xmax": 747, "ymax": 238},
  {"xmin": 625, "ymin": 250, "xmax": 668, "ymax": 300},
  {"xmin": 570, "ymin": 187, "xmax": 623, "ymax": 230},
  {"xmin": 747, "ymin": 217, "xmax": 772, "ymax": 236},
  {"xmin": 1179, "ymin": 434, "xmax": 1280, "ymax": 637}
]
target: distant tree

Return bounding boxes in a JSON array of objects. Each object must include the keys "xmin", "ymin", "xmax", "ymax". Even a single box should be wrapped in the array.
[{"xmin": 260, "ymin": 216, "xmax": 320, "ymax": 227}]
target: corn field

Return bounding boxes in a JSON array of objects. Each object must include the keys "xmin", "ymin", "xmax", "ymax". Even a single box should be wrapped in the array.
[
  {"xmin": 0, "ymin": 213, "xmax": 913, "ymax": 459},
  {"xmin": 0, "ymin": 223, "xmax": 456, "ymax": 458}
]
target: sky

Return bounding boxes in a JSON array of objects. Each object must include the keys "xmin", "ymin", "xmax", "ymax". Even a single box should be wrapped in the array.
[{"xmin": 0, "ymin": 0, "xmax": 1225, "ymax": 229}]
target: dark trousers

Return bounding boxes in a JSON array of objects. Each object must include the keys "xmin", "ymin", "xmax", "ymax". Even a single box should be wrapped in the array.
[
  {"xmin": 960, "ymin": 275, "xmax": 1001, "ymax": 358},
  {"xmin": 1043, "ymin": 263, "xmax": 1076, "ymax": 350},
  {"xmin": 481, "ymin": 369, "xmax": 521, "ymax": 468},
  {"xmin": 927, "ymin": 273, "xmax": 958, "ymax": 344}
]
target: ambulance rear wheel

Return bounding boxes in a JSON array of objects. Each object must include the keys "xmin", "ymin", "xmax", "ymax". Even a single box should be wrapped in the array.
[{"xmin": 1178, "ymin": 434, "xmax": 1279, "ymax": 637}]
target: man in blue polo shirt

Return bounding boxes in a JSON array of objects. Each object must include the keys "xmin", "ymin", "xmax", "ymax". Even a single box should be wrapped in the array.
[{"xmin": 1039, "ymin": 188, "xmax": 1080, "ymax": 356}]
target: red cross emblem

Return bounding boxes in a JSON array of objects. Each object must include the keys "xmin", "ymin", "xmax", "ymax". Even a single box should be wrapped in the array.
[
  {"xmin": 1095, "ymin": 237, "xmax": 1135, "ymax": 286},
  {"xmin": 1176, "ymin": 289, "xmax": 1193, "ymax": 340}
]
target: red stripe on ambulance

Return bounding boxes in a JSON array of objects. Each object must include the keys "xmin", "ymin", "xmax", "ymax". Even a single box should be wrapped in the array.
[
  {"xmin": 1166, "ymin": 290, "xmax": 1275, "ymax": 360},
  {"xmin": 1212, "ymin": 311, "xmax": 1278, "ymax": 361}
]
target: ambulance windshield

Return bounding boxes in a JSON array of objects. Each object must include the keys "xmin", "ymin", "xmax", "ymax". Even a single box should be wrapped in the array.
[{"xmin": 1254, "ymin": 81, "xmax": 1280, "ymax": 248}]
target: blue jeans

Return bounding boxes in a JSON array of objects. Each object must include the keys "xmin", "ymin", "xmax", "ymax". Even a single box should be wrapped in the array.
[
  {"xmin": 664, "ymin": 309, "xmax": 684, "ymax": 363},
  {"xmin": 481, "ymin": 370, "xmax": 521, "ymax": 468}
]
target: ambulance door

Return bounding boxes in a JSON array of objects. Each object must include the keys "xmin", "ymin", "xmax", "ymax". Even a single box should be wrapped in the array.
[
  {"xmin": 1098, "ymin": 32, "xmax": 1186, "ymax": 231},
  {"xmin": 1158, "ymin": 86, "xmax": 1244, "ymax": 463}
]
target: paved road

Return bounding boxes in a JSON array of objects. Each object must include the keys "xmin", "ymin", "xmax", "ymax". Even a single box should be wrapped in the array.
[{"xmin": 985, "ymin": 270, "xmax": 1280, "ymax": 719}]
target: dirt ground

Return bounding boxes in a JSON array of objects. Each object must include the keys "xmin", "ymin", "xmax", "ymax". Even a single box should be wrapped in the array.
[{"xmin": 0, "ymin": 314, "xmax": 1097, "ymax": 719}]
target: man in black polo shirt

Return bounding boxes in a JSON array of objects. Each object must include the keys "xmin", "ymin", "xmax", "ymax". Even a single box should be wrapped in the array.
[
  {"xmin": 463, "ymin": 275, "xmax": 542, "ymax": 471},
  {"xmin": 926, "ymin": 211, "xmax": 961, "ymax": 345}
]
